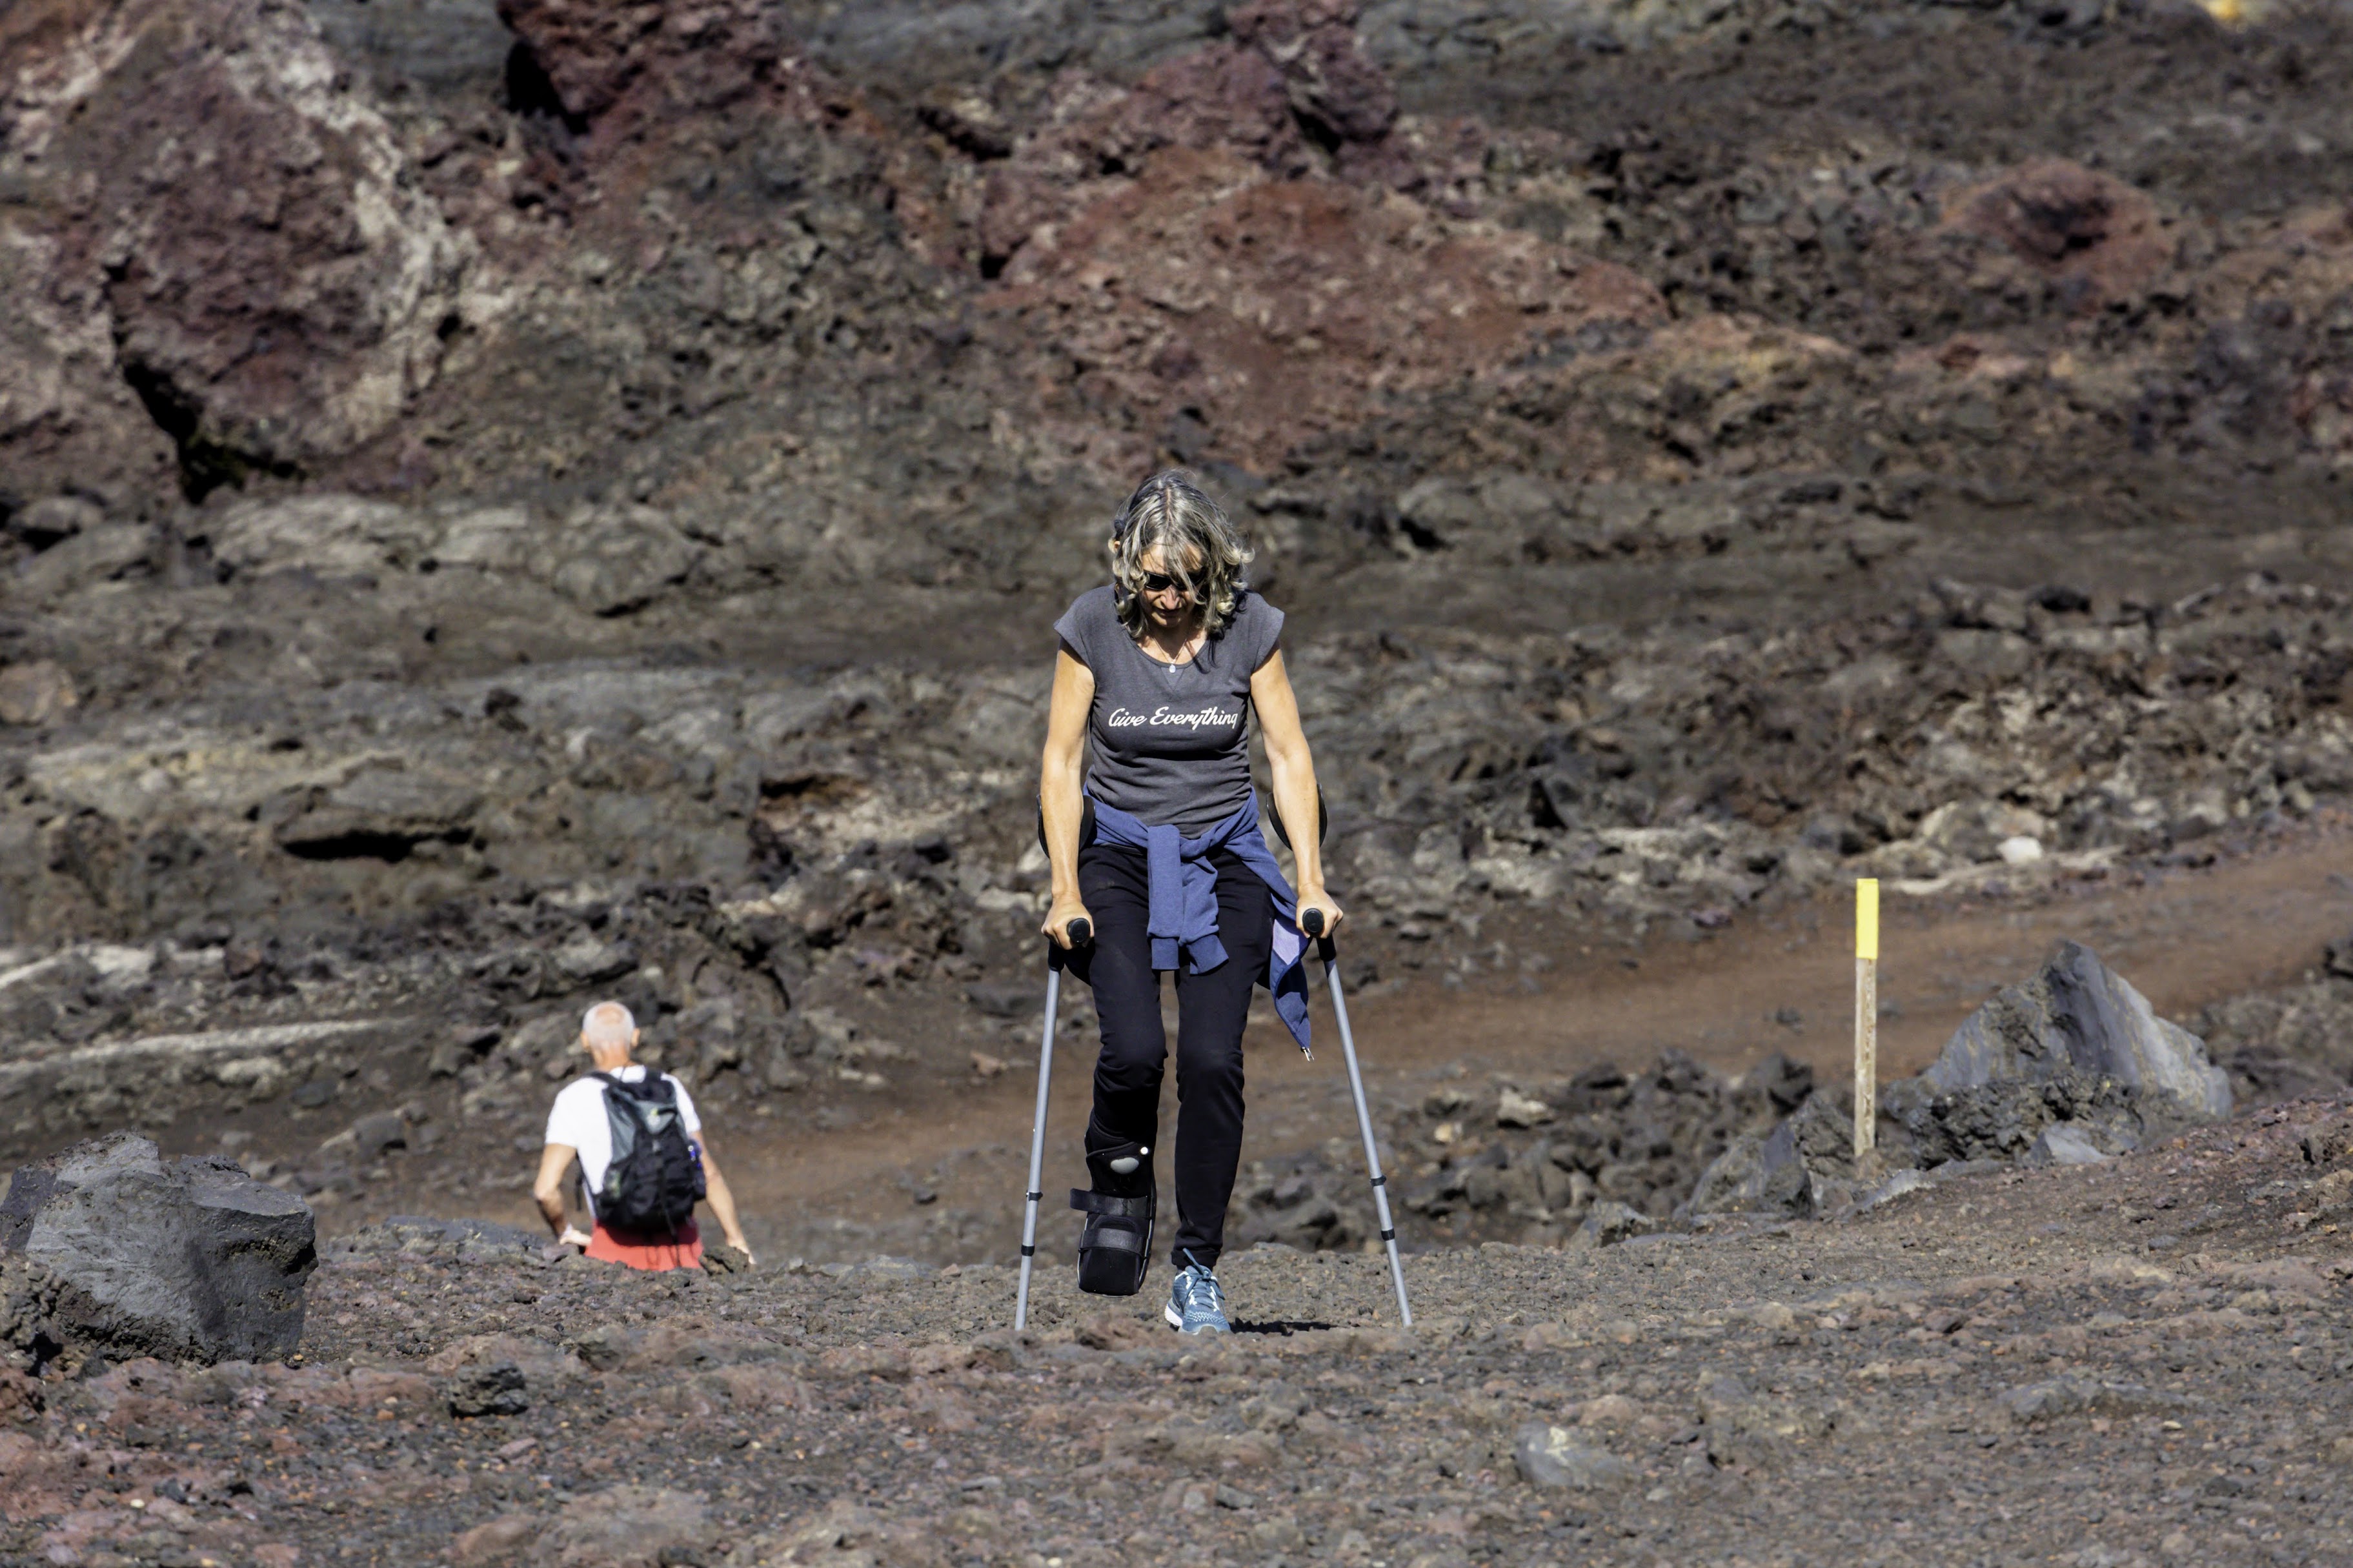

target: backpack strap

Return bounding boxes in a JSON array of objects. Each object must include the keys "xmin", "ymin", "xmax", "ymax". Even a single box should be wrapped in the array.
[{"xmin": 591, "ymin": 1069, "xmax": 671, "ymax": 1104}]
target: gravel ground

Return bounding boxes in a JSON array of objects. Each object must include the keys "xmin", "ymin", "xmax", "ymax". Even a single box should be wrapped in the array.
[{"xmin": 6, "ymin": 1097, "xmax": 2349, "ymax": 1568}]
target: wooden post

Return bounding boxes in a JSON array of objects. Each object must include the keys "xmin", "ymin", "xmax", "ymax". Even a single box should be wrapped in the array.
[{"xmin": 1854, "ymin": 878, "xmax": 1879, "ymax": 1172}]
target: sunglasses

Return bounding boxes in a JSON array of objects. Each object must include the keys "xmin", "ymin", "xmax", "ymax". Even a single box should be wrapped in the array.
[{"xmin": 1136, "ymin": 570, "xmax": 1193, "ymax": 596}]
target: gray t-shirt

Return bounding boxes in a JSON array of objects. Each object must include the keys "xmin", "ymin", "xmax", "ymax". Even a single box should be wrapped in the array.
[{"xmin": 1054, "ymin": 586, "xmax": 1286, "ymax": 834}]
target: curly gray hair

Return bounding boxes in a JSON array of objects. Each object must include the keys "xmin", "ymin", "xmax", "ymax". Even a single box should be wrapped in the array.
[{"xmin": 1109, "ymin": 470, "xmax": 1255, "ymax": 637}]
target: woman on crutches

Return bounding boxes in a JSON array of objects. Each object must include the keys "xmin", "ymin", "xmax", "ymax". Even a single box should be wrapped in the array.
[{"xmin": 1036, "ymin": 470, "xmax": 1340, "ymax": 1336}]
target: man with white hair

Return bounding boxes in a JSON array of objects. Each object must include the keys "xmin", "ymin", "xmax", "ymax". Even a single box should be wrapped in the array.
[{"xmin": 533, "ymin": 1000, "xmax": 754, "ymax": 1270}]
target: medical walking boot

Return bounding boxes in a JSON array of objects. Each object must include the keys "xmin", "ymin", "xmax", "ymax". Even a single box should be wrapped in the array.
[{"xmin": 1070, "ymin": 1138, "xmax": 1154, "ymax": 1296}]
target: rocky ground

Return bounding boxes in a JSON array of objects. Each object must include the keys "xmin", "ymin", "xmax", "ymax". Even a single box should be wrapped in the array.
[{"xmin": 5, "ymin": 1096, "xmax": 2351, "ymax": 1568}]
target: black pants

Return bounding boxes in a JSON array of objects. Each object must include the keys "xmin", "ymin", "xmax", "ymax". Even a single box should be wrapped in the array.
[{"xmin": 1072, "ymin": 841, "xmax": 1271, "ymax": 1271}]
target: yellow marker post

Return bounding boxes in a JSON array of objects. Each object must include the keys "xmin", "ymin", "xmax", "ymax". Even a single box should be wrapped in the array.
[{"xmin": 1854, "ymin": 879, "xmax": 1879, "ymax": 1169}]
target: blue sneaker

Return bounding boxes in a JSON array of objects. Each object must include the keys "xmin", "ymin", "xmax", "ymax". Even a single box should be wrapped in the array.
[{"xmin": 1164, "ymin": 1251, "xmax": 1230, "ymax": 1336}]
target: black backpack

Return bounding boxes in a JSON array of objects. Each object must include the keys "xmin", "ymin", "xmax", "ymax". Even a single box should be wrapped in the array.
[{"xmin": 591, "ymin": 1071, "xmax": 706, "ymax": 1235}]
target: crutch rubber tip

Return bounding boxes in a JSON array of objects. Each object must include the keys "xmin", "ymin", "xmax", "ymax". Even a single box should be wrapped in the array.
[
  {"xmin": 1302, "ymin": 909, "xmax": 1324, "ymax": 937},
  {"xmin": 1069, "ymin": 918, "xmax": 1092, "ymax": 946}
]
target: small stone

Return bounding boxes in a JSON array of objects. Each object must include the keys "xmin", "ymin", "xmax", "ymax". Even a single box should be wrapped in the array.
[
  {"xmin": 553, "ymin": 936, "xmax": 633, "ymax": 984},
  {"xmin": 1497, "ymin": 1088, "xmax": 1555, "ymax": 1128},
  {"xmin": 700, "ymin": 1242, "xmax": 753, "ymax": 1276},
  {"xmin": 1997, "ymin": 834, "xmax": 2045, "ymax": 866},
  {"xmin": 443, "ymin": 1362, "xmax": 527, "ymax": 1418},
  {"xmin": 348, "ymin": 1111, "xmax": 409, "ymax": 1158},
  {"xmin": 2306, "ymin": 1169, "xmax": 2353, "ymax": 1214},
  {"xmin": 1750, "ymin": 1302, "xmax": 1797, "ymax": 1332},
  {"xmin": 1577, "ymin": 1394, "xmax": 1639, "ymax": 1429},
  {"xmin": 1568, "ymin": 1201, "xmax": 1658, "ymax": 1250},
  {"xmin": 0, "ymin": 661, "xmax": 77, "ymax": 726},
  {"xmin": 2027, "ymin": 1125, "xmax": 2112, "ymax": 1167},
  {"xmin": 2159, "ymin": 1531, "xmax": 2193, "ymax": 1560},
  {"xmin": 1999, "ymin": 1374, "xmax": 2192, "ymax": 1424},
  {"xmin": 10, "ymin": 495, "xmax": 99, "ymax": 549},
  {"xmin": 1248, "ymin": 1515, "xmax": 1305, "ymax": 1551},
  {"xmin": 452, "ymin": 1515, "xmax": 536, "ymax": 1565},
  {"xmin": 1513, "ymin": 1423, "xmax": 1634, "ymax": 1490}
]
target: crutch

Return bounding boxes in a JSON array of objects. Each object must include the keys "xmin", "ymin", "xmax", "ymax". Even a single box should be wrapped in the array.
[
  {"xmin": 1272, "ymin": 789, "xmax": 1411, "ymax": 1328},
  {"xmin": 1302, "ymin": 906, "xmax": 1412, "ymax": 1328},
  {"xmin": 1015, "ymin": 916, "xmax": 1089, "ymax": 1331}
]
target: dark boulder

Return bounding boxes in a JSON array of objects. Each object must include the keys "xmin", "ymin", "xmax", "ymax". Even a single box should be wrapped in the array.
[
  {"xmin": 0, "ymin": 1133, "xmax": 316, "ymax": 1365},
  {"xmin": 1686, "ymin": 1087, "xmax": 1848, "ymax": 1218},
  {"xmin": 1921, "ymin": 941, "xmax": 2230, "ymax": 1122}
]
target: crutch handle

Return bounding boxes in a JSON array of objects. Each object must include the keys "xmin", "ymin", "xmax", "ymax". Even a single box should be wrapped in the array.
[
  {"xmin": 1299, "ymin": 907, "xmax": 1337, "ymax": 962},
  {"xmin": 1048, "ymin": 917, "xmax": 1092, "ymax": 970}
]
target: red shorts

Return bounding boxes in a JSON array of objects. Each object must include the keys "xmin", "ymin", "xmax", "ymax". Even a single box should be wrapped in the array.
[{"xmin": 584, "ymin": 1218, "xmax": 702, "ymax": 1272}]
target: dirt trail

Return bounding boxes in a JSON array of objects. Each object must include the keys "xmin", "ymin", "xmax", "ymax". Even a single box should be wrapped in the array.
[{"xmin": 660, "ymin": 830, "xmax": 2353, "ymax": 1259}]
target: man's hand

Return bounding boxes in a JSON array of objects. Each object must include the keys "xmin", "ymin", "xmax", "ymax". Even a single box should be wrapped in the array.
[
  {"xmin": 559, "ymin": 1226, "xmax": 592, "ymax": 1249},
  {"xmin": 725, "ymin": 1238, "xmax": 757, "ymax": 1267},
  {"xmin": 534, "ymin": 1143, "xmax": 580, "ymax": 1239},
  {"xmin": 696, "ymin": 1141, "xmax": 753, "ymax": 1269}
]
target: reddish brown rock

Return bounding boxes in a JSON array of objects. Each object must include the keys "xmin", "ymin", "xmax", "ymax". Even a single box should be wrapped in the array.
[
  {"xmin": 1229, "ymin": 0, "xmax": 1398, "ymax": 147},
  {"xmin": 1943, "ymin": 159, "xmax": 2169, "ymax": 311},
  {"xmin": 495, "ymin": 0, "xmax": 791, "ymax": 127},
  {"xmin": 0, "ymin": 0, "xmax": 469, "ymax": 506}
]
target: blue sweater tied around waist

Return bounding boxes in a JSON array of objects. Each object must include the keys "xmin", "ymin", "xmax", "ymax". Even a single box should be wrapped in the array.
[{"xmin": 1086, "ymin": 795, "xmax": 1313, "ymax": 1057}]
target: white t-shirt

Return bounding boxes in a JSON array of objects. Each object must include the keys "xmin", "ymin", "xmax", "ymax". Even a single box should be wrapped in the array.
[{"xmin": 545, "ymin": 1066, "xmax": 702, "ymax": 1223}]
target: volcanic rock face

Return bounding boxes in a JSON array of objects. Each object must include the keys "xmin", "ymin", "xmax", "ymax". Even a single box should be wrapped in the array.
[
  {"xmin": 1, "ymin": 0, "xmax": 2352, "ymax": 1241},
  {"xmin": 0, "ymin": 0, "xmax": 472, "ymax": 507},
  {"xmin": 0, "ymin": 1132, "xmax": 317, "ymax": 1367}
]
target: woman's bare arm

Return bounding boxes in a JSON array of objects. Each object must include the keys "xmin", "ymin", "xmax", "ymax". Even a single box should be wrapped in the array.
[
  {"xmin": 1251, "ymin": 650, "xmax": 1342, "ymax": 936},
  {"xmin": 1039, "ymin": 647, "xmax": 1096, "ymax": 947}
]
